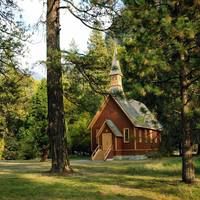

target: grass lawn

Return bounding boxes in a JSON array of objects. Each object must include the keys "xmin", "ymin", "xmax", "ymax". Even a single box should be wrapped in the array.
[{"xmin": 0, "ymin": 157, "xmax": 200, "ymax": 200}]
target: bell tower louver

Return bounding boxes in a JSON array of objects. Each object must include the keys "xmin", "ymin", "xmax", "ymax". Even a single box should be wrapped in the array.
[{"xmin": 109, "ymin": 48, "xmax": 123, "ymax": 94}]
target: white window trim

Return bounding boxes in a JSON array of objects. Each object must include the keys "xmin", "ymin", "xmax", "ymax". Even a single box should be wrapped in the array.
[{"xmin": 123, "ymin": 128, "xmax": 130, "ymax": 143}]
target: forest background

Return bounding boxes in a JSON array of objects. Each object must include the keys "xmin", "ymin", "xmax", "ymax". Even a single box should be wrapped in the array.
[{"xmin": 0, "ymin": 0, "xmax": 200, "ymax": 183}]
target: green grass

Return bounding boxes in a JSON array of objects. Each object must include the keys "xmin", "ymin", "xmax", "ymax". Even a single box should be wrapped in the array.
[{"xmin": 0, "ymin": 157, "xmax": 200, "ymax": 200}]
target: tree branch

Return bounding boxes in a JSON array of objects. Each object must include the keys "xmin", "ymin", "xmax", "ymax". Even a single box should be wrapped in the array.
[{"xmin": 67, "ymin": 7, "xmax": 111, "ymax": 31}]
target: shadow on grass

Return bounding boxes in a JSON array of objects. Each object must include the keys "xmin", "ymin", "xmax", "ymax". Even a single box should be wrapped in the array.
[
  {"xmin": 69, "ymin": 159, "xmax": 200, "ymax": 198},
  {"xmin": 1, "ymin": 158, "xmax": 200, "ymax": 200},
  {"xmin": 71, "ymin": 170, "xmax": 181, "ymax": 198},
  {"xmin": 74, "ymin": 159, "xmax": 182, "ymax": 178},
  {"xmin": 88, "ymin": 157, "xmax": 200, "ymax": 177},
  {"xmin": 0, "ymin": 160, "xmax": 49, "ymax": 173},
  {"xmin": 0, "ymin": 172, "xmax": 154, "ymax": 200}
]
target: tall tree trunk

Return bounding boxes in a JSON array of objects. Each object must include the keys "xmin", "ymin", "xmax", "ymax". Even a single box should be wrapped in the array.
[
  {"xmin": 46, "ymin": 0, "xmax": 72, "ymax": 173},
  {"xmin": 40, "ymin": 145, "xmax": 49, "ymax": 162},
  {"xmin": 180, "ymin": 65, "xmax": 195, "ymax": 183},
  {"xmin": 197, "ymin": 144, "xmax": 200, "ymax": 155},
  {"xmin": 178, "ymin": 143, "xmax": 182, "ymax": 156}
]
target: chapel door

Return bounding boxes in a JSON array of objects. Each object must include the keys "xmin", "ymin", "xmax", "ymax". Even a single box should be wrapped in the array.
[{"xmin": 102, "ymin": 133, "xmax": 112, "ymax": 151}]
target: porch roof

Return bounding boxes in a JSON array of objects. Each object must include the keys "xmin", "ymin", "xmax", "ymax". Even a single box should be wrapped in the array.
[
  {"xmin": 96, "ymin": 120, "xmax": 123, "ymax": 138},
  {"xmin": 106, "ymin": 120, "xmax": 123, "ymax": 137}
]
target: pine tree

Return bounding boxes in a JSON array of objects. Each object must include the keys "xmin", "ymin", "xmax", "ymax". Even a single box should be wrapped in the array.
[
  {"xmin": 46, "ymin": 0, "xmax": 72, "ymax": 173},
  {"xmin": 112, "ymin": 0, "xmax": 200, "ymax": 183},
  {"xmin": 18, "ymin": 80, "xmax": 49, "ymax": 160}
]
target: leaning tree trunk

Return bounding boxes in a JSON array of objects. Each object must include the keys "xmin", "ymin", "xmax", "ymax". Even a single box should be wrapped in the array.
[
  {"xmin": 180, "ymin": 65, "xmax": 195, "ymax": 183},
  {"xmin": 46, "ymin": 0, "xmax": 72, "ymax": 173}
]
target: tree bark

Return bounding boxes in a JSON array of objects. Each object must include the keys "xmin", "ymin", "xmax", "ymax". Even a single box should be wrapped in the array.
[
  {"xmin": 180, "ymin": 65, "xmax": 195, "ymax": 183},
  {"xmin": 46, "ymin": 0, "xmax": 72, "ymax": 173},
  {"xmin": 40, "ymin": 145, "xmax": 49, "ymax": 162},
  {"xmin": 197, "ymin": 144, "xmax": 200, "ymax": 155},
  {"xmin": 178, "ymin": 143, "xmax": 182, "ymax": 156}
]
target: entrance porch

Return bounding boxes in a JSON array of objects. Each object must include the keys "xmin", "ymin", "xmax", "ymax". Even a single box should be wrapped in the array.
[{"xmin": 91, "ymin": 120, "xmax": 122, "ymax": 160}]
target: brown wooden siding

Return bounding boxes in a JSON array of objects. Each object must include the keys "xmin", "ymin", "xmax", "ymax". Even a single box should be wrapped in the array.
[
  {"xmin": 91, "ymin": 96, "xmax": 133, "ymax": 151},
  {"xmin": 91, "ymin": 96, "xmax": 161, "ymax": 156},
  {"xmin": 136, "ymin": 128, "xmax": 161, "ymax": 150}
]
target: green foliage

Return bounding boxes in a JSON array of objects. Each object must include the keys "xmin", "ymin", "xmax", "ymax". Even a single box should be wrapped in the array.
[
  {"xmin": 62, "ymin": 29, "xmax": 115, "ymax": 154},
  {"xmin": 18, "ymin": 129, "xmax": 38, "ymax": 160},
  {"xmin": 0, "ymin": 137, "xmax": 4, "ymax": 159},
  {"xmin": 0, "ymin": 0, "xmax": 27, "ymax": 75},
  {"xmin": 0, "ymin": 0, "xmax": 30, "ymax": 160},
  {"xmin": 18, "ymin": 80, "xmax": 48, "ymax": 160},
  {"xmin": 0, "ymin": 68, "xmax": 34, "ymax": 159},
  {"xmin": 113, "ymin": 0, "xmax": 200, "ymax": 153},
  {"xmin": 68, "ymin": 112, "xmax": 91, "ymax": 154},
  {"xmin": 3, "ymin": 135, "xmax": 18, "ymax": 160},
  {"xmin": 64, "ymin": 29, "xmax": 112, "ymax": 96}
]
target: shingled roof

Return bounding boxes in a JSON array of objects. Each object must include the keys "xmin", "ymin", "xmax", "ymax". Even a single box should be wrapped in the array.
[
  {"xmin": 112, "ymin": 96, "xmax": 163, "ymax": 131},
  {"xmin": 105, "ymin": 120, "xmax": 123, "ymax": 137},
  {"xmin": 96, "ymin": 119, "xmax": 123, "ymax": 137}
]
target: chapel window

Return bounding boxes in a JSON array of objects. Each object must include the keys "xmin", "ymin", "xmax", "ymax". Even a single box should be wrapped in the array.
[{"xmin": 124, "ymin": 128, "xmax": 130, "ymax": 143}]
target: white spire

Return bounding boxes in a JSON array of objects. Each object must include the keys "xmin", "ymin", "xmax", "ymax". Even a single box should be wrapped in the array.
[{"xmin": 109, "ymin": 44, "xmax": 123, "ymax": 94}]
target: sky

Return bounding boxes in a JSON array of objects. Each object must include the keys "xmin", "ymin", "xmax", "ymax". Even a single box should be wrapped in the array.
[{"xmin": 18, "ymin": 0, "xmax": 91, "ymax": 79}]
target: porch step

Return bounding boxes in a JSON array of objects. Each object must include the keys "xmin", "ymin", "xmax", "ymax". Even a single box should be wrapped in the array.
[{"xmin": 91, "ymin": 149, "xmax": 105, "ymax": 160}]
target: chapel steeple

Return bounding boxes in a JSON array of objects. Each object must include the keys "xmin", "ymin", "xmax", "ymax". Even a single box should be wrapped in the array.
[{"xmin": 109, "ymin": 47, "xmax": 123, "ymax": 94}]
